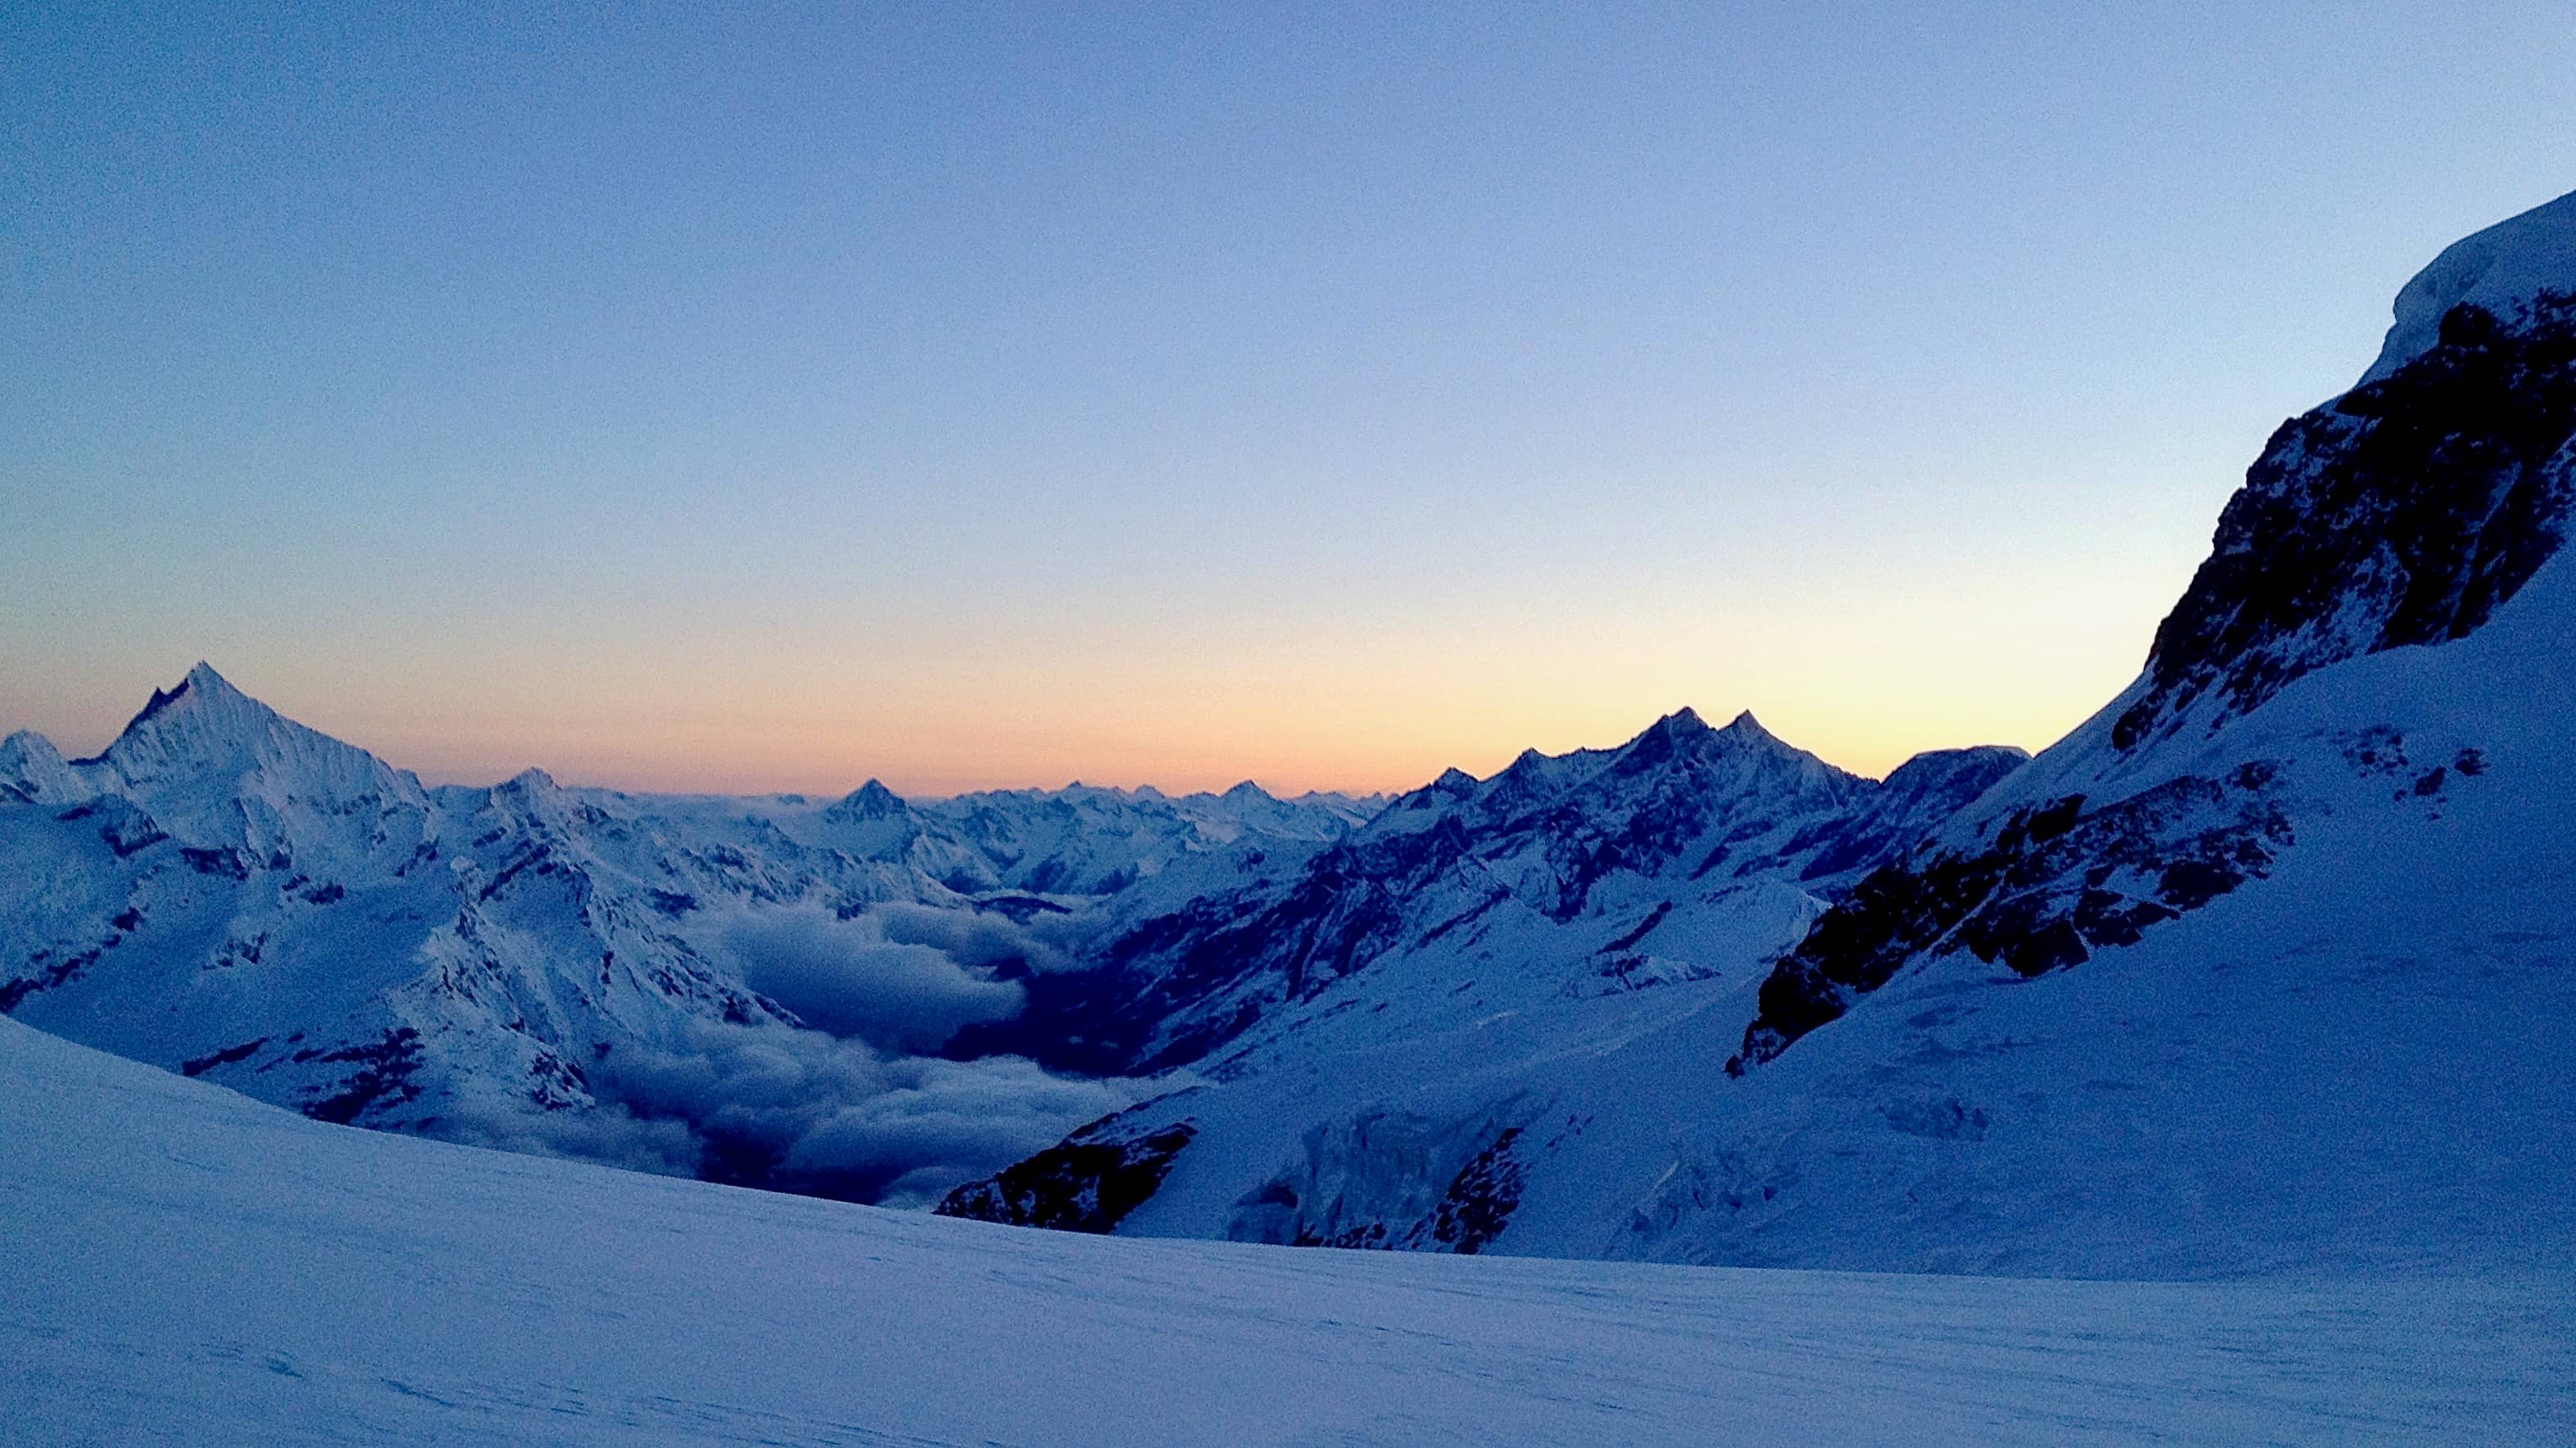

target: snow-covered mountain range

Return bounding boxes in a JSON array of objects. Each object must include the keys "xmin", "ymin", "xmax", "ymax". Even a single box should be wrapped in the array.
[
  {"xmin": 935, "ymin": 187, "xmax": 2576, "ymax": 1274},
  {"xmin": 7, "ymin": 188, "xmax": 2575, "ymax": 1284},
  {"xmin": 0, "ymin": 652, "xmax": 1997, "ymax": 1209},
  {"xmin": 0, "ymin": 677, "xmax": 1380, "ymax": 1203},
  {"xmin": 945, "ymin": 709, "xmax": 2024, "ymax": 1079}
]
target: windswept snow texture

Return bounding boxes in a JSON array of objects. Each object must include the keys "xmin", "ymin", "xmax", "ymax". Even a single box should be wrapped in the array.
[
  {"xmin": 2362, "ymin": 186, "xmax": 2576, "ymax": 382},
  {"xmin": 6, "ymin": 1016, "xmax": 2569, "ymax": 1447}
]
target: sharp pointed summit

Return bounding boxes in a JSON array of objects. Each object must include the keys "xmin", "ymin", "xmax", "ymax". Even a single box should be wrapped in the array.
[
  {"xmin": 60, "ymin": 664, "xmax": 435, "ymax": 868},
  {"xmin": 183, "ymin": 659, "xmax": 240, "ymax": 694},
  {"xmin": 830, "ymin": 778, "xmax": 907, "ymax": 820},
  {"xmin": 89, "ymin": 663, "xmax": 291, "ymax": 780}
]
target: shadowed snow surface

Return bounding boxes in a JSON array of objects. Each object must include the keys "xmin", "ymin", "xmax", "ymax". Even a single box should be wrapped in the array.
[{"xmin": 3, "ymin": 1013, "xmax": 2569, "ymax": 1446}]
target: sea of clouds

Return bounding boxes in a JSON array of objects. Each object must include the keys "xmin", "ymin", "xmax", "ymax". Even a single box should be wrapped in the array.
[{"xmin": 453, "ymin": 901, "xmax": 1148, "ymax": 1209}]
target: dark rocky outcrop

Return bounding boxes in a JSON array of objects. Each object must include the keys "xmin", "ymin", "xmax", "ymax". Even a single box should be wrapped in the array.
[
  {"xmin": 1732, "ymin": 768, "xmax": 2295, "ymax": 1071},
  {"xmin": 299, "ymin": 1027, "xmax": 426, "ymax": 1125},
  {"xmin": 180, "ymin": 1037, "xmax": 270, "ymax": 1077},
  {"xmin": 1, "ymin": 945, "xmax": 106, "ymax": 1014},
  {"xmin": 1730, "ymin": 294, "xmax": 2576, "ymax": 1074},
  {"xmin": 1417, "ymin": 1127, "xmax": 1528, "ymax": 1255},
  {"xmin": 934, "ymin": 1116, "xmax": 1198, "ymax": 1234},
  {"xmin": 2114, "ymin": 292, "xmax": 2576, "ymax": 752}
]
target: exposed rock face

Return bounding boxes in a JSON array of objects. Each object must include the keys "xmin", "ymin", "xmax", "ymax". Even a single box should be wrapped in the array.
[
  {"xmin": 1731, "ymin": 214, "xmax": 2576, "ymax": 1076},
  {"xmin": 1732, "ymin": 768, "xmax": 2298, "ymax": 1070},
  {"xmin": 2114, "ymin": 291, "xmax": 2576, "ymax": 754},
  {"xmin": 934, "ymin": 1116, "xmax": 1198, "ymax": 1233}
]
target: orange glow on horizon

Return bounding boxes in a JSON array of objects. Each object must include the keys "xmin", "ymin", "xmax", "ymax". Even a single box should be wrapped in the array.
[{"xmin": 7, "ymin": 528, "xmax": 2184, "ymax": 801}]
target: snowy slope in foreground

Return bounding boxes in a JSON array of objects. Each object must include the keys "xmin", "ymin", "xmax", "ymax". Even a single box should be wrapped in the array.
[{"xmin": 4, "ymin": 1015, "xmax": 2569, "ymax": 1447}]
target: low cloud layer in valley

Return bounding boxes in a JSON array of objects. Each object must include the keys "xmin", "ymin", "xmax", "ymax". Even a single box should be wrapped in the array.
[{"xmin": 452, "ymin": 904, "xmax": 1142, "ymax": 1208}]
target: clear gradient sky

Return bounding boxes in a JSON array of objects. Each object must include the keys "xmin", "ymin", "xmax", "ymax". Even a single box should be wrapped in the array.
[{"xmin": 6, "ymin": 2, "xmax": 2574, "ymax": 795}]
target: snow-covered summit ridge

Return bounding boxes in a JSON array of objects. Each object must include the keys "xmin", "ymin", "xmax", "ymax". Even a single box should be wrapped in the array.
[
  {"xmin": 84, "ymin": 661, "xmax": 281, "ymax": 767},
  {"xmin": 64, "ymin": 661, "xmax": 423, "ymax": 805},
  {"xmin": 1389, "ymin": 707, "xmax": 1840, "ymax": 815},
  {"xmin": 41, "ymin": 661, "xmax": 440, "ymax": 872},
  {"xmin": 948, "ymin": 704, "xmax": 2024, "ymax": 1085},
  {"xmin": 2364, "ymin": 186, "xmax": 2576, "ymax": 383}
]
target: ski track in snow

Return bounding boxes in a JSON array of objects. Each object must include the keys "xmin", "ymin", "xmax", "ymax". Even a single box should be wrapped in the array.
[{"xmin": 3, "ymin": 1016, "xmax": 2568, "ymax": 1446}]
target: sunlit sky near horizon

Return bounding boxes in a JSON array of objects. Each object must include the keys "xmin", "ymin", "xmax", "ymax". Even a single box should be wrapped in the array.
[{"xmin": 7, "ymin": 2, "xmax": 2575, "ymax": 795}]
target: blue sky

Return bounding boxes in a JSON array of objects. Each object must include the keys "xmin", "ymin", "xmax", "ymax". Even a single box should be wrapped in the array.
[{"xmin": 6, "ymin": 2, "xmax": 2574, "ymax": 792}]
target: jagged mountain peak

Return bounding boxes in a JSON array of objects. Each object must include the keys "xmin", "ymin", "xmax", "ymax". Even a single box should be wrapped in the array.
[
  {"xmin": 1395, "ymin": 709, "xmax": 1847, "ymax": 825},
  {"xmin": 87, "ymin": 663, "xmax": 294, "ymax": 776},
  {"xmin": 128, "ymin": 661, "xmax": 254, "ymax": 724},
  {"xmin": 117, "ymin": 660, "xmax": 240, "ymax": 723},
  {"xmin": 1720, "ymin": 708, "xmax": 1776, "ymax": 739},
  {"xmin": 59, "ymin": 665, "xmax": 435, "ymax": 863},
  {"xmin": 832, "ymin": 778, "xmax": 907, "ymax": 819},
  {"xmin": 1605, "ymin": 704, "xmax": 1831, "ymax": 792},
  {"xmin": 1625, "ymin": 706, "xmax": 1770, "ymax": 753},
  {"xmin": 180, "ymin": 658, "xmax": 240, "ymax": 695},
  {"xmin": 1637, "ymin": 706, "xmax": 1791, "ymax": 755},
  {"xmin": 110, "ymin": 661, "xmax": 256, "ymax": 738}
]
